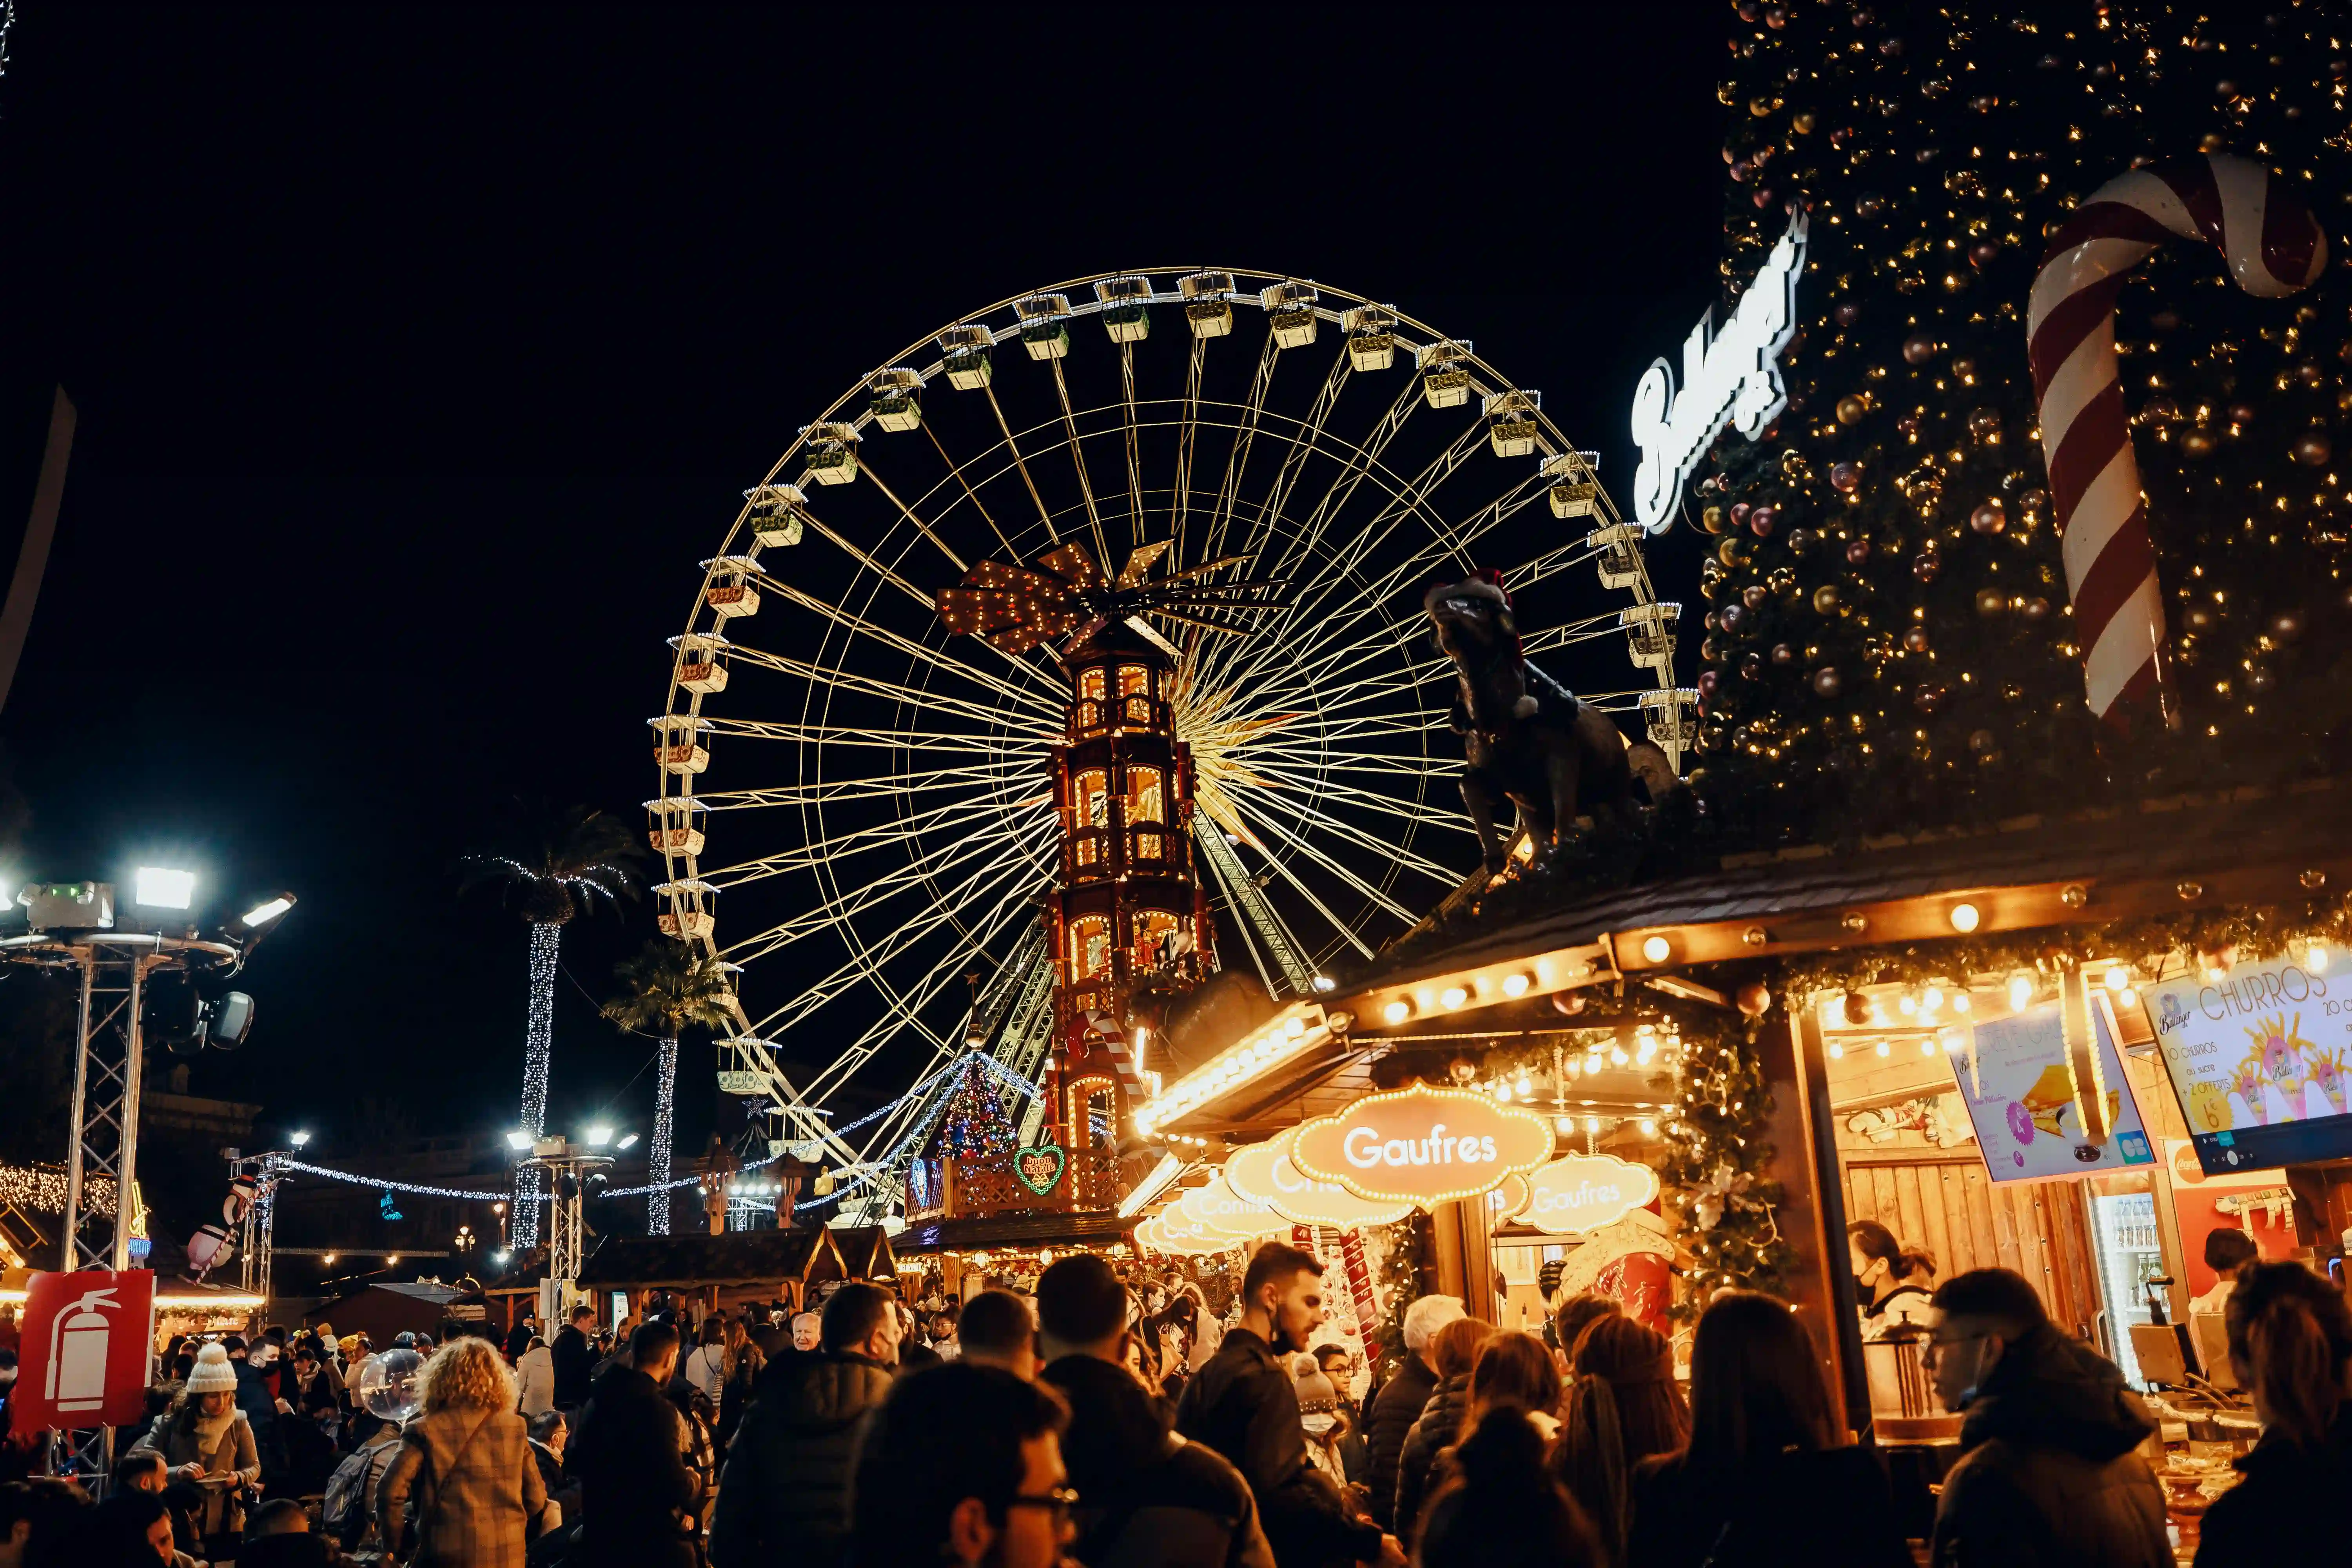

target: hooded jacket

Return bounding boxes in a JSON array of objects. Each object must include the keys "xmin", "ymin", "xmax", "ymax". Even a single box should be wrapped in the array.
[
  {"xmin": 2192, "ymin": 1406, "xmax": 2352, "ymax": 1568},
  {"xmin": 1044, "ymin": 1354, "xmax": 1275, "ymax": 1568},
  {"xmin": 1360, "ymin": 1352, "xmax": 1437, "ymax": 1533},
  {"xmin": 1174, "ymin": 1328, "xmax": 1382, "ymax": 1568},
  {"xmin": 565, "ymin": 1364, "xmax": 702, "ymax": 1568},
  {"xmin": 1390, "ymin": 1372, "xmax": 1472, "ymax": 1543},
  {"xmin": 1929, "ymin": 1324, "xmax": 2170, "ymax": 1568},
  {"xmin": 707, "ymin": 1350, "xmax": 894, "ymax": 1568}
]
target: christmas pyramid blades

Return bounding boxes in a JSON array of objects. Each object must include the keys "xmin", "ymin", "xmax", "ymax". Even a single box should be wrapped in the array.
[{"xmin": 936, "ymin": 541, "xmax": 1292, "ymax": 653}]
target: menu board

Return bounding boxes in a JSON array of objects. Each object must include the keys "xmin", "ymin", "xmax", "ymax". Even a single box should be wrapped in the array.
[
  {"xmin": 1951, "ymin": 1000, "xmax": 2156, "ymax": 1181},
  {"xmin": 2145, "ymin": 946, "xmax": 2352, "ymax": 1174}
]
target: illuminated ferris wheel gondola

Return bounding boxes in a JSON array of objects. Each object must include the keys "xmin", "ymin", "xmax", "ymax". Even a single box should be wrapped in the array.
[{"xmin": 647, "ymin": 269, "xmax": 1691, "ymax": 1222}]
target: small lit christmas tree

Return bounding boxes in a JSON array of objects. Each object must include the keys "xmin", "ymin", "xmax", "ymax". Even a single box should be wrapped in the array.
[{"xmin": 938, "ymin": 1059, "xmax": 1017, "ymax": 1159}]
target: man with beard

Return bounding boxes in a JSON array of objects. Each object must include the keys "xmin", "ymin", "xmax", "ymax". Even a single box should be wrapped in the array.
[{"xmin": 1176, "ymin": 1244, "xmax": 1400, "ymax": 1568}]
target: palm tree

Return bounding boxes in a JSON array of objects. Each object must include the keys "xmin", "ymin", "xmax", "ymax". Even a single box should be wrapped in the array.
[
  {"xmin": 461, "ymin": 802, "xmax": 642, "ymax": 1248},
  {"xmin": 603, "ymin": 939, "xmax": 736, "ymax": 1234}
]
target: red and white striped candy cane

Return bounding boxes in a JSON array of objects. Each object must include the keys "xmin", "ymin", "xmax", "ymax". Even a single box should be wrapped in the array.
[{"xmin": 2027, "ymin": 154, "xmax": 2326, "ymax": 730}]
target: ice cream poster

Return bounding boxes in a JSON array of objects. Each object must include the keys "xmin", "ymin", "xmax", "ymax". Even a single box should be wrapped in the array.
[
  {"xmin": 1950, "ymin": 1000, "xmax": 2155, "ymax": 1181},
  {"xmin": 2146, "ymin": 948, "xmax": 2352, "ymax": 1134}
]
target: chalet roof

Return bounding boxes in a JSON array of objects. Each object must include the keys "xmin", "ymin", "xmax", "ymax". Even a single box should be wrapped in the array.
[
  {"xmin": 577, "ymin": 1227, "xmax": 842, "ymax": 1287},
  {"xmin": 831, "ymin": 1224, "xmax": 898, "ymax": 1279},
  {"xmin": 895, "ymin": 1210, "xmax": 1132, "ymax": 1254},
  {"xmin": 1350, "ymin": 778, "xmax": 2352, "ymax": 999}
]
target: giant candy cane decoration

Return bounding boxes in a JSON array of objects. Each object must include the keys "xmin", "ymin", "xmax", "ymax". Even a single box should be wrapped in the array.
[{"xmin": 2027, "ymin": 154, "xmax": 2327, "ymax": 730}]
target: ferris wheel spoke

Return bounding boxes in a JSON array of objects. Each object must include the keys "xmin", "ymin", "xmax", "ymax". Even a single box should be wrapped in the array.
[
  {"xmin": 1047, "ymin": 358, "xmax": 1111, "ymax": 566},
  {"xmin": 694, "ymin": 719, "xmax": 1044, "ymax": 753},
  {"xmin": 1200, "ymin": 333, "xmax": 1281, "ymax": 573},
  {"xmin": 1240, "ymin": 762, "xmax": 1468, "ymax": 839},
  {"xmin": 983, "ymin": 382, "xmax": 1059, "ymax": 544},
  {"xmin": 793, "ymin": 503, "xmax": 939, "ymax": 613},
  {"xmin": 1253, "ymin": 343, "xmax": 1352, "ymax": 555},
  {"xmin": 922, "ymin": 420, "xmax": 1022, "ymax": 562},
  {"xmin": 702, "ymin": 789, "xmax": 1045, "ymax": 889},
  {"xmin": 1247, "ymin": 368, "xmax": 1425, "ymax": 602},
  {"xmin": 1245, "ymin": 610, "xmax": 1624, "ymax": 718},
  {"xmin": 741, "ymin": 577, "xmax": 1062, "ymax": 711},
  {"xmin": 1226, "ymin": 780, "xmax": 1462, "ymax": 887},
  {"xmin": 1194, "ymin": 829, "xmax": 1314, "ymax": 997},
  {"xmin": 715, "ymin": 644, "xmax": 1048, "ymax": 733},
  {"xmin": 1173, "ymin": 335, "xmax": 1206, "ymax": 570},
  {"xmin": 737, "ymin": 838, "xmax": 1051, "ymax": 1025},
  {"xmin": 1120, "ymin": 341, "xmax": 1144, "ymax": 549},
  {"xmin": 858, "ymin": 463, "xmax": 970, "ymax": 575},
  {"xmin": 695, "ymin": 762, "xmax": 1035, "ymax": 811},
  {"xmin": 1209, "ymin": 801, "xmax": 1388, "ymax": 953}
]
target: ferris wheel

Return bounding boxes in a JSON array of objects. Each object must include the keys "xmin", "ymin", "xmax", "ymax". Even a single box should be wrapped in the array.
[{"xmin": 647, "ymin": 268, "xmax": 1691, "ymax": 1217}]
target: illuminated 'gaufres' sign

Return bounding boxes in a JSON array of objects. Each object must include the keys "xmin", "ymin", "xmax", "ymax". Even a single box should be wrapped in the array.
[
  {"xmin": 1630, "ymin": 210, "xmax": 1808, "ymax": 534},
  {"xmin": 1517, "ymin": 1152, "xmax": 1660, "ymax": 1235},
  {"xmin": 1292, "ymin": 1083, "xmax": 1555, "ymax": 1207}
]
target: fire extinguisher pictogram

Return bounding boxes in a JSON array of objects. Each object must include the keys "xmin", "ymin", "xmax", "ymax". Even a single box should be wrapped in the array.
[{"xmin": 46, "ymin": 1286, "xmax": 120, "ymax": 1414}]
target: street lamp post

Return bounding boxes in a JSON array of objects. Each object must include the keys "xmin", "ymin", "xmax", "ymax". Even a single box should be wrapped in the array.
[{"xmin": 510, "ymin": 1132, "xmax": 619, "ymax": 1317}]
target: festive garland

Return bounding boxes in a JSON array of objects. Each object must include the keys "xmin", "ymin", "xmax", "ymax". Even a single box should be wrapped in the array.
[
  {"xmin": 1774, "ymin": 886, "xmax": 2352, "ymax": 1004},
  {"xmin": 1372, "ymin": 1209, "xmax": 1435, "ymax": 1362},
  {"xmin": 1451, "ymin": 987, "xmax": 1789, "ymax": 1320}
]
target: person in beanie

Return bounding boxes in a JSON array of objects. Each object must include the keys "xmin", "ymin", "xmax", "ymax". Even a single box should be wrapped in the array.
[
  {"xmin": 1176, "ymin": 1241, "xmax": 1401, "ymax": 1568},
  {"xmin": 1361, "ymin": 1296, "xmax": 1462, "ymax": 1534},
  {"xmin": 131, "ymin": 1343, "xmax": 260, "ymax": 1544},
  {"xmin": 2194, "ymin": 1259, "xmax": 2352, "ymax": 1568},
  {"xmin": 1923, "ymin": 1268, "xmax": 2168, "ymax": 1568},
  {"xmin": 1035, "ymin": 1252, "xmax": 1272, "ymax": 1568}
]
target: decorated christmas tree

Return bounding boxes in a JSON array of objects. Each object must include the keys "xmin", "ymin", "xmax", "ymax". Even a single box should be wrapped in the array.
[
  {"xmin": 1691, "ymin": 2, "xmax": 2352, "ymax": 844},
  {"xmin": 937, "ymin": 1058, "xmax": 1017, "ymax": 1160}
]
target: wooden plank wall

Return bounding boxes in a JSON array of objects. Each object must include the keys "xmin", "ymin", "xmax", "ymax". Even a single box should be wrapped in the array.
[{"xmin": 1843, "ymin": 1152, "xmax": 2101, "ymax": 1335}]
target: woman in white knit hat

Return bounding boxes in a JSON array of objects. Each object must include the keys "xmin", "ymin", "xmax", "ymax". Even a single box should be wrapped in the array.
[{"xmin": 131, "ymin": 1341, "xmax": 260, "ymax": 1542}]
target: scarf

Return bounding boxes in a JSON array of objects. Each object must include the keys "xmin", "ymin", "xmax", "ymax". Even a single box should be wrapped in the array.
[{"xmin": 193, "ymin": 1406, "xmax": 236, "ymax": 1454}]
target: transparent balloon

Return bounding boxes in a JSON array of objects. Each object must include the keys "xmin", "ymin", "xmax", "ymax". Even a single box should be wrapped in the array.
[{"xmin": 355, "ymin": 1349, "xmax": 423, "ymax": 1423}]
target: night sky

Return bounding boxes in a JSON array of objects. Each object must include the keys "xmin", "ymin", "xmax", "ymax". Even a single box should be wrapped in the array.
[{"xmin": 0, "ymin": 7, "xmax": 1718, "ymax": 1155}]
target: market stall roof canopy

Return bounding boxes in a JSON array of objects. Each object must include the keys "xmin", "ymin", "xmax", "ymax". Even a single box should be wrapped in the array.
[
  {"xmin": 895, "ymin": 1210, "xmax": 1134, "ymax": 1255},
  {"xmin": 1343, "ymin": 777, "xmax": 2352, "ymax": 1017},
  {"xmin": 578, "ymin": 1228, "xmax": 846, "ymax": 1289}
]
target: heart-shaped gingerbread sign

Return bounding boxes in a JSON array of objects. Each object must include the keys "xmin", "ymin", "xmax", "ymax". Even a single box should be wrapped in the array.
[{"xmin": 1015, "ymin": 1143, "xmax": 1065, "ymax": 1196}]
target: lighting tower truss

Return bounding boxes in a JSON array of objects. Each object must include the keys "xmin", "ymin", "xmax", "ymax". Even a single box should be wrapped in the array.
[
  {"xmin": 649, "ymin": 268, "xmax": 1690, "ymax": 1222},
  {"xmin": 0, "ymin": 929, "xmax": 241, "ymax": 1489}
]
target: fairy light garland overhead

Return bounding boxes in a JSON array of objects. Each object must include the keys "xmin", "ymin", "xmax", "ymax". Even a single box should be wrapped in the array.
[{"xmin": 0, "ymin": 1164, "xmax": 114, "ymax": 1215}]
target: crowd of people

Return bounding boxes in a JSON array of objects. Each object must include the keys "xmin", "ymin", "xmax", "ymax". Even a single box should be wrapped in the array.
[{"xmin": 0, "ymin": 1236, "xmax": 2347, "ymax": 1567}]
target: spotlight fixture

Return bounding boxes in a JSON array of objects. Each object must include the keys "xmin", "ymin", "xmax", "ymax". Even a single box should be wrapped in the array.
[
  {"xmin": 238, "ymin": 893, "xmax": 297, "ymax": 927},
  {"xmin": 133, "ymin": 867, "xmax": 197, "ymax": 910},
  {"xmin": 505, "ymin": 1131, "xmax": 533, "ymax": 1151},
  {"xmin": 290, "ymin": 1130, "xmax": 311, "ymax": 1149},
  {"xmin": 616, "ymin": 1133, "xmax": 640, "ymax": 1151},
  {"xmin": 585, "ymin": 1125, "xmax": 614, "ymax": 1149}
]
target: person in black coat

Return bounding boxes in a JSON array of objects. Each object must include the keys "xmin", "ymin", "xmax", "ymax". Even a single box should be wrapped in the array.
[
  {"xmin": 708, "ymin": 1282, "xmax": 900, "ymax": 1568},
  {"xmin": 2194, "ymin": 1259, "xmax": 2352, "ymax": 1568},
  {"xmin": 1922, "ymin": 1269, "xmax": 2169, "ymax": 1568},
  {"xmin": 1389, "ymin": 1317, "xmax": 1486, "ymax": 1546},
  {"xmin": 1036, "ymin": 1254, "xmax": 1272, "ymax": 1568},
  {"xmin": 1174, "ymin": 1241, "xmax": 1399, "ymax": 1568},
  {"xmin": 565, "ymin": 1323, "xmax": 701, "ymax": 1568},
  {"xmin": 550, "ymin": 1306, "xmax": 599, "ymax": 1412},
  {"xmin": 1627, "ymin": 1291, "xmax": 1907, "ymax": 1568},
  {"xmin": 1359, "ymin": 1296, "xmax": 1461, "ymax": 1534}
]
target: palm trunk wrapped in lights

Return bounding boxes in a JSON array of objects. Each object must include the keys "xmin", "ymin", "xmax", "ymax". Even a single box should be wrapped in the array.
[
  {"xmin": 512, "ymin": 920, "xmax": 562, "ymax": 1249},
  {"xmin": 648, "ymin": 1034, "xmax": 679, "ymax": 1234}
]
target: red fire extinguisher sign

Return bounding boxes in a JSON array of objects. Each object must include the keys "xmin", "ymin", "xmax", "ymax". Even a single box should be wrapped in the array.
[{"xmin": 14, "ymin": 1269, "xmax": 156, "ymax": 1428}]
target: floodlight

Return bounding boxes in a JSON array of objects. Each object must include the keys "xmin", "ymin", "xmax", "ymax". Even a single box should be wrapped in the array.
[
  {"xmin": 205, "ymin": 992, "xmax": 256, "ymax": 1049},
  {"xmin": 290, "ymin": 1130, "xmax": 311, "ymax": 1148},
  {"xmin": 134, "ymin": 867, "xmax": 197, "ymax": 909},
  {"xmin": 505, "ymin": 1130, "xmax": 533, "ymax": 1151},
  {"xmin": 493, "ymin": 1249, "xmax": 512, "ymax": 1265},
  {"xmin": 615, "ymin": 1133, "xmax": 640, "ymax": 1150},
  {"xmin": 239, "ymin": 893, "xmax": 296, "ymax": 927},
  {"xmin": 585, "ymin": 1125, "xmax": 614, "ymax": 1148}
]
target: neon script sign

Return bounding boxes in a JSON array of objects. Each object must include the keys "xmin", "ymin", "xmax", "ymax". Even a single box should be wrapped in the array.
[
  {"xmin": 1292, "ymin": 1083, "xmax": 1555, "ymax": 1208},
  {"xmin": 1517, "ymin": 1153, "xmax": 1659, "ymax": 1235},
  {"xmin": 1630, "ymin": 210, "xmax": 1808, "ymax": 534}
]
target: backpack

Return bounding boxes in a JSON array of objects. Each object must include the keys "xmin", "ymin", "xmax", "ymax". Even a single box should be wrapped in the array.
[{"xmin": 324, "ymin": 1432, "xmax": 402, "ymax": 1551}]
